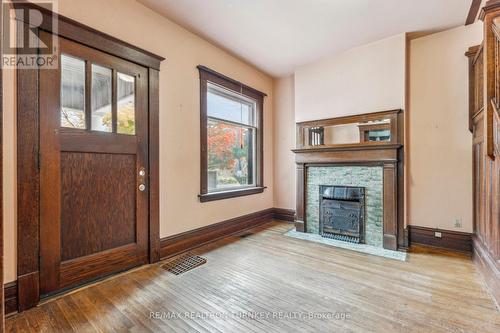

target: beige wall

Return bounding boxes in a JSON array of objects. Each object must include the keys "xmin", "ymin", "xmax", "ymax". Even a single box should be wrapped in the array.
[
  {"xmin": 3, "ymin": 66, "xmax": 16, "ymax": 285},
  {"xmin": 3, "ymin": 0, "xmax": 275, "ymax": 282},
  {"xmin": 408, "ymin": 22, "xmax": 483, "ymax": 233},
  {"xmin": 273, "ymin": 76, "xmax": 295, "ymax": 209},
  {"xmin": 294, "ymin": 34, "xmax": 406, "ymax": 122}
]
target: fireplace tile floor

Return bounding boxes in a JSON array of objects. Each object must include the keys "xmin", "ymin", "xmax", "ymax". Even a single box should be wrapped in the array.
[{"xmin": 285, "ymin": 229, "xmax": 407, "ymax": 261}]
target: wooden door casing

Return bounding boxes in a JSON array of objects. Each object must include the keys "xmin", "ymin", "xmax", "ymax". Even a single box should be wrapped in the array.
[
  {"xmin": 39, "ymin": 32, "xmax": 149, "ymax": 294},
  {"xmin": 15, "ymin": 2, "xmax": 163, "ymax": 311}
]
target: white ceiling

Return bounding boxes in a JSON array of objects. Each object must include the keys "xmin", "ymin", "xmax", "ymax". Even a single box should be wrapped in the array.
[{"xmin": 138, "ymin": 0, "xmax": 473, "ymax": 77}]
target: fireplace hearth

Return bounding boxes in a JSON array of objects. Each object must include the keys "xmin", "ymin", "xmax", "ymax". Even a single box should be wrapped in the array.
[{"xmin": 319, "ymin": 185, "xmax": 365, "ymax": 243}]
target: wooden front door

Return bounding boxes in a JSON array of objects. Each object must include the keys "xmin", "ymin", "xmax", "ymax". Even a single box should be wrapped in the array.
[{"xmin": 39, "ymin": 32, "xmax": 149, "ymax": 295}]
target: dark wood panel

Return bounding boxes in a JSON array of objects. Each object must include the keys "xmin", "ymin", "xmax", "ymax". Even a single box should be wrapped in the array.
[
  {"xmin": 409, "ymin": 226, "xmax": 473, "ymax": 253},
  {"xmin": 59, "ymin": 131, "xmax": 138, "ymax": 154},
  {"xmin": 16, "ymin": 22, "xmax": 42, "ymax": 312},
  {"xmin": 473, "ymin": 235, "xmax": 500, "ymax": 305},
  {"xmin": 383, "ymin": 163, "xmax": 398, "ymax": 251},
  {"xmin": 0, "ymin": 1, "xmax": 3, "ymax": 328},
  {"xmin": 38, "ymin": 30, "xmax": 63, "ymax": 293},
  {"xmin": 294, "ymin": 146, "xmax": 399, "ymax": 164},
  {"xmin": 148, "ymin": 69, "xmax": 160, "ymax": 263},
  {"xmin": 60, "ymin": 152, "xmax": 137, "ymax": 261},
  {"xmin": 465, "ymin": 44, "xmax": 483, "ymax": 132},
  {"xmin": 295, "ymin": 164, "xmax": 305, "ymax": 232},
  {"xmin": 17, "ymin": 272, "xmax": 39, "ymax": 312},
  {"xmin": 466, "ymin": 0, "xmax": 483, "ymax": 25},
  {"xmin": 4, "ymin": 282, "xmax": 17, "ymax": 316},
  {"xmin": 60, "ymin": 245, "xmax": 146, "ymax": 289},
  {"xmin": 472, "ymin": 3, "xmax": 500, "ymax": 306},
  {"xmin": 160, "ymin": 208, "xmax": 275, "ymax": 259},
  {"xmin": 17, "ymin": 61, "xmax": 40, "ymax": 278}
]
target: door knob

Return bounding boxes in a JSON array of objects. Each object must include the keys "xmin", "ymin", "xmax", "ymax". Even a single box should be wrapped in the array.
[{"xmin": 139, "ymin": 184, "xmax": 146, "ymax": 192}]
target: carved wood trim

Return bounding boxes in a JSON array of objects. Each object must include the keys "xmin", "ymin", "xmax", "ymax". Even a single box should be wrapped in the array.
[
  {"xmin": 383, "ymin": 163, "xmax": 398, "ymax": 250},
  {"xmin": 295, "ymin": 164, "xmax": 306, "ymax": 232},
  {"xmin": 480, "ymin": 2, "xmax": 500, "ymax": 158}
]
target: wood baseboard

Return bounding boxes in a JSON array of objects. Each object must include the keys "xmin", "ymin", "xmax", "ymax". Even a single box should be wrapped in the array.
[
  {"xmin": 472, "ymin": 236, "xmax": 500, "ymax": 307},
  {"xmin": 160, "ymin": 208, "xmax": 292, "ymax": 259},
  {"xmin": 4, "ymin": 281, "xmax": 18, "ymax": 316},
  {"xmin": 409, "ymin": 225, "xmax": 472, "ymax": 253},
  {"xmin": 272, "ymin": 208, "xmax": 295, "ymax": 222}
]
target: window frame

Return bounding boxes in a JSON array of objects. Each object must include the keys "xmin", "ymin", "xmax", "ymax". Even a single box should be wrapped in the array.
[{"xmin": 198, "ymin": 66, "xmax": 266, "ymax": 202}]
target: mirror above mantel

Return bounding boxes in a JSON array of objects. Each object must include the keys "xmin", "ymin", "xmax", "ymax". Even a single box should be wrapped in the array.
[{"xmin": 295, "ymin": 109, "xmax": 403, "ymax": 151}]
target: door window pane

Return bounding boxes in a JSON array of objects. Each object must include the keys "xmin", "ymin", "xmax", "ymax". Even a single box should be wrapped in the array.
[
  {"xmin": 61, "ymin": 54, "xmax": 85, "ymax": 129},
  {"xmin": 91, "ymin": 64, "xmax": 112, "ymax": 132},
  {"xmin": 117, "ymin": 72, "xmax": 135, "ymax": 135}
]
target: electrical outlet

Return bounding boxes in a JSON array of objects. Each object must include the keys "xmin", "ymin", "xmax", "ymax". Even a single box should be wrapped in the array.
[
  {"xmin": 454, "ymin": 217, "xmax": 462, "ymax": 229},
  {"xmin": 434, "ymin": 231, "xmax": 442, "ymax": 238}
]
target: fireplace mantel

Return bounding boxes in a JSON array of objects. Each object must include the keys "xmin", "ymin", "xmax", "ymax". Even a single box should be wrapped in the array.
[{"xmin": 292, "ymin": 110, "xmax": 406, "ymax": 251}]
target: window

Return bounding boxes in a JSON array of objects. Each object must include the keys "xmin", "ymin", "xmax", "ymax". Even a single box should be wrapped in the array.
[{"xmin": 198, "ymin": 66, "xmax": 265, "ymax": 202}]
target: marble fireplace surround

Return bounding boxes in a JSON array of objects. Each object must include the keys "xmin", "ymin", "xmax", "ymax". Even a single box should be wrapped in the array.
[{"xmin": 292, "ymin": 110, "xmax": 406, "ymax": 251}]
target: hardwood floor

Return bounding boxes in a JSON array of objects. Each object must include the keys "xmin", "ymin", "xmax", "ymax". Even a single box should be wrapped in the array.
[{"xmin": 6, "ymin": 221, "xmax": 500, "ymax": 332}]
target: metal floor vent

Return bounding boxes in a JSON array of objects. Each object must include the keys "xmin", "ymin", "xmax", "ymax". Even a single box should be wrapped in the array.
[{"xmin": 161, "ymin": 253, "xmax": 207, "ymax": 275}]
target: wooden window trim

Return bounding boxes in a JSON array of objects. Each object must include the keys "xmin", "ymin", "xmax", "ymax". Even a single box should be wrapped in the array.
[{"xmin": 197, "ymin": 66, "xmax": 266, "ymax": 202}]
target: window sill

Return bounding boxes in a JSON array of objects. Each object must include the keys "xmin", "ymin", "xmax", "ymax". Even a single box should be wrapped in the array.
[{"xmin": 199, "ymin": 187, "xmax": 266, "ymax": 203}]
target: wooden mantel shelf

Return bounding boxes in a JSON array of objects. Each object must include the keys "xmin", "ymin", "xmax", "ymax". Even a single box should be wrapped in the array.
[{"xmin": 292, "ymin": 143, "xmax": 402, "ymax": 153}]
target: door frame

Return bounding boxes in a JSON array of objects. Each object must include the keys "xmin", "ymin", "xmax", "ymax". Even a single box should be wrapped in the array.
[
  {"xmin": 15, "ymin": 2, "xmax": 164, "ymax": 311},
  {"xmin": 1, "ymin": 0, "xmax": 4, "ymax": 329}
]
